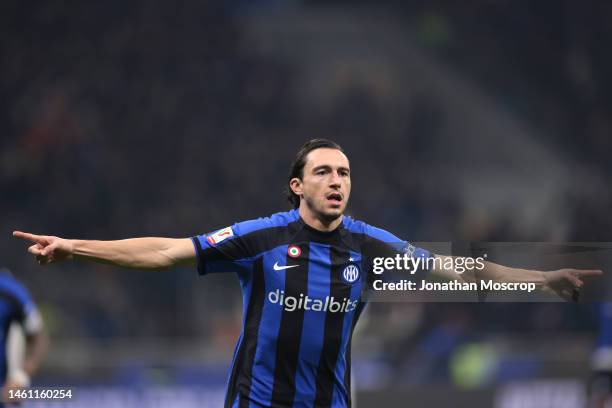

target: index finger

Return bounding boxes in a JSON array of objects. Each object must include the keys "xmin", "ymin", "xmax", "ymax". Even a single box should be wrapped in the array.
[
  {"xmin": 12, "ymin": 231, "xmax": 43, "ymax": 243},
  {"xmin": 574, "ymin": 269, "xmax": 603, "ymax": 277}
]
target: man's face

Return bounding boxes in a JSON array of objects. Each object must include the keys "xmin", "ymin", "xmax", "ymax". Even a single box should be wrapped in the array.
[{"xmin": 292, "ymin": 148, "xmax": 351, "ymax": 221}]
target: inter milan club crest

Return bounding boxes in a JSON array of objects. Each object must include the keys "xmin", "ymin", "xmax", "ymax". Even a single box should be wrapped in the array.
[
  {"xmin": 342, "ymin": 264, "xmax": 360, "ymax": 284},
  {"xmin": 287, "ymin": 245, "xmax": 301, "ymax": 258}
]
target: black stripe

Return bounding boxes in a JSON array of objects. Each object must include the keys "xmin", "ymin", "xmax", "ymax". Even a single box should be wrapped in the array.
[
  {"xmin": 224, "ymin": 258, "xmax": 266, "ymax": 408},
  {"xmin": 343, "ymin": 302, "xmax": 364, "ymax": 408},
  {"xmin": 270, "ymin": 243, "xmax": 311, "ymax": 406},
  {"xmin": 314, "ymin": 246, "xmax": 353, "ymax": 407},
  {"xmin": 344, "ymin": 338, "xmax": 352, "ymax": 408}
]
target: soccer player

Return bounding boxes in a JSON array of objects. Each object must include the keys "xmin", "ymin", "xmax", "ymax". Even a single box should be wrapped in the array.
[
  {"xmin": 589, "ymin": 303, "xmax": 612, "ymax": 407},
  {"xmin": 0, "ymin": 268, "xmax": 47, "ymax": 405},
  {"xmin": 13, "ymin": 139, "xmax": 600, "ymax": 407}
]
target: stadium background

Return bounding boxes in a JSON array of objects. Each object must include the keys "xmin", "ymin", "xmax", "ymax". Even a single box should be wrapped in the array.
[{"xmin": 2, "ymin": 1, "xmax": 612, "ymax": 406}]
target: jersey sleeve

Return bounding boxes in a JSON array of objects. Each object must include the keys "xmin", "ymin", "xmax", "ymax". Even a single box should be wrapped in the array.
[
  {"xmin": 191, "ymin": 212, "xmax": 296, "ymax": 275},
  {"xmin": 191, "ymin": 223, "xmax": 253, "ymax": 275},
  {"xmin": 360, "ymin": 223, "xmax": 433, "ymax": 283}
]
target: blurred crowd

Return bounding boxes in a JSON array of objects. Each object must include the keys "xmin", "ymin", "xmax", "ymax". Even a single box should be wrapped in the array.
[{"xmin": 1, "ymin": 0, "xmax": 611, "ymax": 386}]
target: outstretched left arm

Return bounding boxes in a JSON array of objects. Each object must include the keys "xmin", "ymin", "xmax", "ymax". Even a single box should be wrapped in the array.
[{"xmin": 430, "ymin": 254, "xmax": 602, "ymax": 301}]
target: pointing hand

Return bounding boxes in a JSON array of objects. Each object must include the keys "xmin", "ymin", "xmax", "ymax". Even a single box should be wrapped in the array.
[{"xmin": 12, "ymin": 231, "xmax": 74, "ymax": 265}]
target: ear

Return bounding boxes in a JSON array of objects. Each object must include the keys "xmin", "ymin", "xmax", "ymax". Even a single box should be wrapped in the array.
[{"xmin": 289, "ymin": 178, "xmax": 303, "ymax": 198}]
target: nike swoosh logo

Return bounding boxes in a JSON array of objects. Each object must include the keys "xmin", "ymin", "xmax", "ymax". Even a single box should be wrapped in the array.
[{"xmin": 273, "ymin": 262, "xmax": 300, "ymax": 271}]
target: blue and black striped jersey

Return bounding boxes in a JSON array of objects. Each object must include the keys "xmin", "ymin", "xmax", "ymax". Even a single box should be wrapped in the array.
[
  {"xmin": 0, "ymin": 269, "xmax": 41, "ymax": 385},
  {"xmin": 192, "ymin": 209, "xmax": 430, "ymax": 408}
]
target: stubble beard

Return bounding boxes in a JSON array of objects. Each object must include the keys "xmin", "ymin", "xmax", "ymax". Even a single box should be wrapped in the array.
[{"xmin": 304, "ymin": 196, "xmax": 344, "ymax": 224}]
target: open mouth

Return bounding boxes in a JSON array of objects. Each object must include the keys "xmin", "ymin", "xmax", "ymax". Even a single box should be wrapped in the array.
[{"xmin": 326, "ymin": 192, "xmax": 343, "ymax": 204}]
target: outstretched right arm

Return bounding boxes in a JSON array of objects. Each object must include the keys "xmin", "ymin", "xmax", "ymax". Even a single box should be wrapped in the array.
[{"xmin": 12, "ymin": 231, "xmax": 196, "ymax": 270}]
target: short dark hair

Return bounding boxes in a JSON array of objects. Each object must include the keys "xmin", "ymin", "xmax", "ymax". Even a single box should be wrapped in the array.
[{"xmin": 286, "ymin": 139, "xmax": 345, "ymax": 209}]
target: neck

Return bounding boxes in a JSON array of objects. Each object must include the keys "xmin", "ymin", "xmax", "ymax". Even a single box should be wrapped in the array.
[{"xmin": 298, "ymin": 206, "xmax": 343, "ymax": 232}]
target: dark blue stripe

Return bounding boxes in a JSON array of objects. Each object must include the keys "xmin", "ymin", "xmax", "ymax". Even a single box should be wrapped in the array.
[
  {"xmin": 247, "ymin": 247, "xmax": 287, "ymax": 406},
  {"xmin": 314, "ymin": 245, "xmax": 353, "ymax": 406},
  {"xmin": 271, "ymin": 242, "xmax": 311, "ymax": 406},
  {"xmin": 224, "ymin": 259, "xmax": 264, "ymax": 408},
  {"xmin": 293, "ymin": 243, "xmax": 330, "ymax": 405}
]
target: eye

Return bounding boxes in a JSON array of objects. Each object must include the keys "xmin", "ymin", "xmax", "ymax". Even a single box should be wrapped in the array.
[{"xmin": 316, "ymin": 169, "xmax": 327, "ymax": 175}]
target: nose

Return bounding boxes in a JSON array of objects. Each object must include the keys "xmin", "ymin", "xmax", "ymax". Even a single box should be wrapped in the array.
[{"xmin": 329, "ymin": 170, "xmax": 342, "ymax": 188}]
